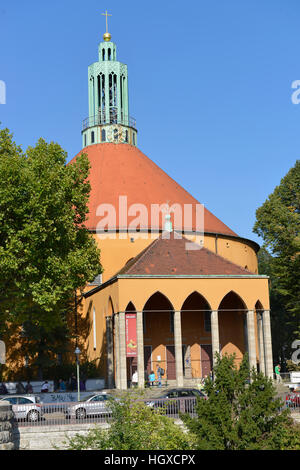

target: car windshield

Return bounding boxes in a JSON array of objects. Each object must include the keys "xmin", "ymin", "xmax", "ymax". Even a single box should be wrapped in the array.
[
  {"xmin": 80, "ymin": 394, "xmax": 97, "ymax": 402},
  {"xmin": 80, "ymin": 394, "xmax": 109, "ymax": 402}
]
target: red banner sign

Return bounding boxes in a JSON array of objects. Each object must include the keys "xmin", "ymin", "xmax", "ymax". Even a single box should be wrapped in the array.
[{"xmin": 125, "ymin": 313, "xmax": 137, "ymax": 357}]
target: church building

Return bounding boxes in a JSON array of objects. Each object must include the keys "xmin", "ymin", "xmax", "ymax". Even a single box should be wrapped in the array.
[{"xmin": 70, "ymin": 17, "xmax": 273, "ymax": 390}]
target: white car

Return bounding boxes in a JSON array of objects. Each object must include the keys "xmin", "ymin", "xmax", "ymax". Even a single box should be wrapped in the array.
[
  {"xmin": 0, "ymin": 395, "xmax": 43, "ymax": 422},
  {"xmin": 65, "ymin": 393, "xmax": 114, "ymax": 419}
]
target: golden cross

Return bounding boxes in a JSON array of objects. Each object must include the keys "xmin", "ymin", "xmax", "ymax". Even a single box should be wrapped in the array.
[{"xmin": 102, "ymin": 10, "xmax": 112, "ymax": 33}]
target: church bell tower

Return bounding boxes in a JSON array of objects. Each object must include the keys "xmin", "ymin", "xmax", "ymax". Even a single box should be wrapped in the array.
[{"xmin": 82, "ymin": 11, "xmax": 138, "ymax": 148}]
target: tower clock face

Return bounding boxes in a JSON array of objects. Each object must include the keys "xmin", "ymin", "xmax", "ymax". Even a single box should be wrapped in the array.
[{"xmin": 107, "ymin": 125, "xmax": 124, "ymax": 143}]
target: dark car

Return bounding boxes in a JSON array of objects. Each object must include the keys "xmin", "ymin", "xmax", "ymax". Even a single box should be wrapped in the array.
[{"xmin": 146, "ymin": 388, "xmax": 206, "ymax": 415}]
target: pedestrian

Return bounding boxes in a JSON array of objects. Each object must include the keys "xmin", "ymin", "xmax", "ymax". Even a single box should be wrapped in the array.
[
  {"xmin": 131, "ymin": 370, "xmax": 138, "ymax": 388},
  {"xmin": 0, "ymin": 382, "xmax": 8, "ymax": 394},
  {"xmin": 25, "ymin": 381, "xmax": 33, "ymax": 394},
  {"xmin": 58, "ymin": 379, "xmax": 66, "ymax": 392},
  {"xmin": 275, "ymin": 364, "xmax": 282, "ymax": 383},
  {"xmin": 41, "ymin": 380, "xmax": 49, "ymax": 393},
  {"xmin": 80, "ymin": 379, "xmax": 86, "ymax": 391},
  {"xmin": 69, "ymin": 374, "xmax": 77, "ymax": 391},
  {"xmin": 156, "ymin": 364, "xmax": 163, "ymax": 388},
  {"xmin": 16, "ymin": 381, "xmax": 25, "ymax": 394},
  {"xmin": 148, "ymin": 370, "xmax": 155, "ymax": 387}
]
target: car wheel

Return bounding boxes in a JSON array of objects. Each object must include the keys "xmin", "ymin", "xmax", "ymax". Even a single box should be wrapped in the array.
[
  {"xmin": 27, "ymin": 410, "xmax": 40, "ymax": 422},
  {"xmin": 76, "ymin": 408, "xmax": 87, "ymax": 419}
]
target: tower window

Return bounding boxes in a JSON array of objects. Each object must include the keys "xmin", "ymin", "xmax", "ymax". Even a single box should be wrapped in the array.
[
  {"xmin": 102, "ymin": 49, "xmax": 105, "ymax": 61},
  {"xmin": 108, "ymin": 48, "xmax": 111, "ymax": 61},
  {"xmin": 101, "ymin": 129, "xmax": 106, "ymax": 141},
  {"xmin": 84, "ymin": 134, "xmax": 87, "ymax": 147},
  {"xmin": 114, "ymin": 128, "xmax": 118, "ymax": 141},
  {"xmin": 133, "ymin": 132, "xmax": 136, "ymax": 145},
  {"xmin": 91, "ymin": 131, "xmax": 95, "ymax": 143},
  {"xmin": 125, "ymin": 130, "xmax": 128, "ymax": 142}
]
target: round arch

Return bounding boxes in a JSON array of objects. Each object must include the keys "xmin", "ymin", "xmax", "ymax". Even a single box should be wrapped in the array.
[
  {"xmin": 217, "ymin": 290, "xmax": 247, "ymax": 311},
  {"xmin": 180, "ymin": 291, "xmax": 212, "ymax": 380},
  {"xmin": 143, "ymin": 291, "xmax": 174, "ymax": 313},
  {"xmin": 125, "ymin": 301, "xmax": 136, "ymax": 313},
  {"xmin": 254, "ymin": 299, "xmax": 264, "ymax": 312},
  {"xmin": 142, "ymin": 291, "xmax": 175, "ymax": 381},
  {"xmin": 217, "ymin": 290, "xmax": 247, "ymax": 368},
  {"xmin": 180, "ymin": 291, "xmax": 212, "ymax": 312}
]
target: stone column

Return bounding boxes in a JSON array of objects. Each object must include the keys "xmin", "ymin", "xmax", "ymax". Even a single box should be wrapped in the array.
[
  {"xmin": 136, "ymin": 311, "xmax": 145, "ymax": 388},
  {"xmin": 246, "ymin": 310, "xmax": 257, "ymax": 371},
  {"xmin": 262, "ymin": 310, "xmax": 274, "ymax": 379},
  {"xmin": 211, "ymin": 310, "xmax": 220, "ymax": 367},
  {"xmin": 106, "ymin": 316, "xmax": 114, "ymax": 389},
  {"xmin": 119, "ymin": 311, "xmax": 128, "ymax": 389},
  {"xmin": 0, "ymin": 401, "xmax": 17, "ymax": 450},
  {"xmin": 257, "ymin": 313, "xmax": 266, "ymax": 374},
  {"xmin": 114, "ymin": 314, "xmax": 120, "ymax": 389},
  {"xmin": 174, "ymin": 311, "xmax": 184, "ymax": 387}
]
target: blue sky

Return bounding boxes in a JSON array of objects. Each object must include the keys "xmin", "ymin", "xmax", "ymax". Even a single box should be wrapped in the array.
[{"xmin": 1, "ymin": 0, "xmax": 299, "ymax": 244}]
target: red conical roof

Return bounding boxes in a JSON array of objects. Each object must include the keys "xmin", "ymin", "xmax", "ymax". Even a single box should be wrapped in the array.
[{"xmin": 69, "ymin": 143, "xmax": 237, "ymax": 236}]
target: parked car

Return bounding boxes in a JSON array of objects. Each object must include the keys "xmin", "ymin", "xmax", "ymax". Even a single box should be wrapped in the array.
[
  {"xmin": 285, "ymin": 392, "xmax": 300, "ymax": 408},
  {"xmin": 65, "ymin": 393, "xmax": 115, "ymax": 419},
  {"xmin": 0, "ymin": 395, "xmax": 43, "ymax": 422},
  {"xmin": 146, "ymin": 388, "xmax": 206, "ymax": 414}
]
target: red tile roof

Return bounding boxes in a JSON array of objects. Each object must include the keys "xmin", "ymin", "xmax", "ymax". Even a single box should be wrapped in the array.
[
  {"xmin": 117, "ymin": 232, "xmax": 254, "ymax": 276},
  {"xmin": 69, "ymin": 143, "xmax": 237, "ymax": 236}
]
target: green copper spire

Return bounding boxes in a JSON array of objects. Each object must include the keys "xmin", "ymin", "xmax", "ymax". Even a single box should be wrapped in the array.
[{"xmin": 82, "ymin": 13, "xmax": 137, "ymax": 148}]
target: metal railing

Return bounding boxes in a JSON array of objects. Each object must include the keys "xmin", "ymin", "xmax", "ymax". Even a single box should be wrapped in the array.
[
  {"xmin": 82, "ymin": 108, "xmax": 136, "ymax": 131},
  {"xmin": 12, "ymin": 396, "xmax": 199, "ymax": 428},
  {"xmin": 6, "ymin": 393, "xmax": 299, "ymax": 428},
  {"xmin": 284, "ymin": 392, "xmax": 300, "ymax": 414}
]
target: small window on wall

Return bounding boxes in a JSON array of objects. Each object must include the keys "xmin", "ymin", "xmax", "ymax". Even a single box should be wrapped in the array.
[
  {"xmin": 101, "ymin": 129, "xmax": 106, "ymax": 141},
  {"xmin": 91, "ymin": 131, "xmax": 95, "ymax": 143},
  {"xmin": 204, "ymin": 311, "xmax": 211, "ymax": 332},
  {"xmin": 84, "ymin": 134, "xmax": 87, "ymax": 147}
]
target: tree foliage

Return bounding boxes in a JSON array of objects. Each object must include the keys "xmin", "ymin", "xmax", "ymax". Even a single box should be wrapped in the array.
[
  {"xmin": 67, "ymin": 392, "xmax": 195, "ymax": 450},
  {"xmin": 0, "ymin": 127, "xmax": 102, "ymax": 335},
  {"xmin": 182, "ymin": 353, "xmax": 296, "ymax": 450},
  {"xmin": 257, "ymin": 247, "xmax": 292, "ymax": 367},
  {"xmin": 253, "ymin": 160, "xmax": 300, "ymax": 341}
]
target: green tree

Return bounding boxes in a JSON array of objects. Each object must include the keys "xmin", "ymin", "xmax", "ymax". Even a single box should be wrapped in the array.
[
  {"xmin": 253, "ymin": 161, "xmax": 300, "ymax": 346},
  {"xmin": 257, "ymin": 247, "xmax": 292, "ymax": 368},
  {"xmin": 182, "ymin": 353, "xmax": 296, "ymax": 450},
  {"xmin": 0, "ymin": 128, "xmax": 101, "ymax": 349},
  {"xmin": 67, "ymin": 392, "xmax": 196, "ymax": 450}
]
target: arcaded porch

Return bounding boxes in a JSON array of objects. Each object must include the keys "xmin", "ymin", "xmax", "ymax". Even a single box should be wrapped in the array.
[{"xmin": 101, "ymin": 275, "xmax": 273, "ymax": 390}]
